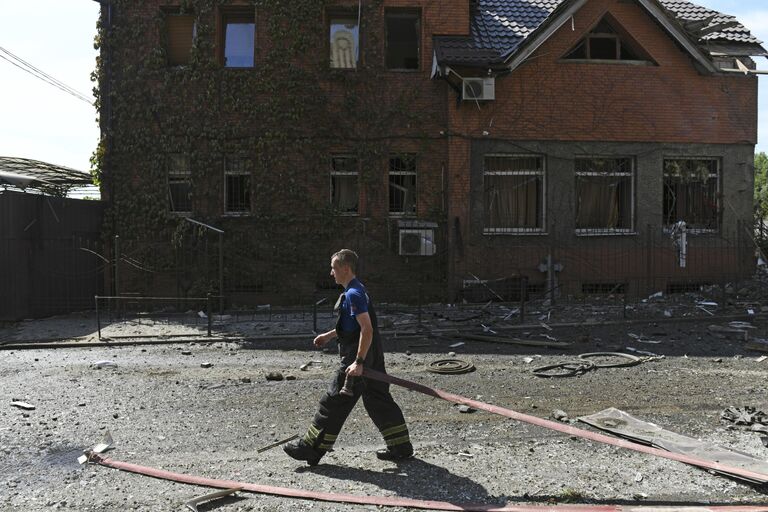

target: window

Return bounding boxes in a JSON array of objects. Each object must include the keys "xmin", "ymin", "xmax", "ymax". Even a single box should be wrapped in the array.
[
  {"xmin": 385, "ymin": 9, "xmax": 420, "ymax": 70},
  {"xmin": 564, "ymin": 16, "xmax": 651, "ymax": 62},
  {"xmin": 575, "ymin": 157, "xmax": 634, "ymax": 234},
  {"xmin": 167, "ymin": 154, "xmax": 191, "ymax": 213},
  {"xmin": 221, "ymin": 8, "xmax": 255, "ymax": 68},
  {"xmin": 484, "ymin": 155, "xmax": 544, "ymax": 233},
  {"xmin": 165, "ymin": 13, "xmax": 196, "ymax": 66},
  {"xmin": 389, "ymin": 154, "xmax": 417, "ymax": 216},
  {"xmin": 330, "ymin": 156, "xmax": 358, "ymax": 214},
  {"xmin": 663, "ymin": 158, "xmax": 719, "ymax": 231},
  {"xmin": 224, "ymin": 157, "xmax": 251, "ymax": 214},
  {"xmin": 329, "ymin": 15, "xmax": 359, "ymax": 69}
]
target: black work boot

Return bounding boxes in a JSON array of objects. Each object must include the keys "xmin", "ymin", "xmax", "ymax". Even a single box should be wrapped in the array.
[
  {"xmin": 283, "ymin": 439, "xmax": 323, "ymax": 466},
  {"xmin": 375, "ymin": 443, "xmax": 414, "ymax": 461}
]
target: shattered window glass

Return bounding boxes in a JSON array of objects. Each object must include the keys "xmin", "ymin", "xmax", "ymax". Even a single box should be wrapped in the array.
[
  {"xmin": 663, "ymin": 158, "xmax": 719, "ymax": 231},
  {"xmin": 167, "ymin": 154, "xmax": 191, "ymax": 213},
  {"xmin": 389, "ymin": 155, "xmax": 416, "ymax": 216}
]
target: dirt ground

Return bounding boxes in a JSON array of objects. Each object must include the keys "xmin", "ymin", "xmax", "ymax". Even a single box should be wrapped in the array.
[{"xmin": 2, "ymin": 299, "xmax": 768, "ymax": 511}]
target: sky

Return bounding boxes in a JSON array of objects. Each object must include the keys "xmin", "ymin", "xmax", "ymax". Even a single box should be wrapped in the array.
[{"xmin": 0, "ymin": 0, "xmax": 767, "ymax": 182}]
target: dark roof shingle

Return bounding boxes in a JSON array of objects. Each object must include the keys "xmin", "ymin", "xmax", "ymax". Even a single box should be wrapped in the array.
[{"xmin": 434, "ymin": 0, "xmax": 765, "ymax": 67}]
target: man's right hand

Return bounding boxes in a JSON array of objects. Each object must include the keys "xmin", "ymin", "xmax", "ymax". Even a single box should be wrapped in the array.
[{"xmin": 313, "ymin": 332, "xmax": 331, "ymax": 348}]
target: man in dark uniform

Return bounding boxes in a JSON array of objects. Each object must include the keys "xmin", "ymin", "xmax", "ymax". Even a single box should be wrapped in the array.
[{"xmin": 283, "ymin": 249, "xmax": 413, "ymax": 466}]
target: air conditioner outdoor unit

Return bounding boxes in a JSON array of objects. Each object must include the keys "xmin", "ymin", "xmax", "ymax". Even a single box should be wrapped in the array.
[
  {"xmin": 399, "ymin": 229, "xmax": 436, "ymax": 256},
  {"xmin": 462, "ymin": 77, "xmax": 495, "ymax": 101}
]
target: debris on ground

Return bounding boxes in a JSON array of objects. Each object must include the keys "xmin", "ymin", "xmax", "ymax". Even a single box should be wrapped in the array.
[
  {"xmin": 457, "ymin": 405, "xmax": 476, "ymax": 414},
  {"xmin": 10, "ymin": 401, "xmax": 35, "ymax": 411},
  {"xmin": 721, "ymin": 406, "xmax": 768, "ymax": 427},
  {"xmin": 427, "ymin": 359, "xmax": 475, "ymax": 375},
  {"xmin": 256, "ymin": 435, "xmax": 298, "ymax": 453},
  {"xmin": 265, "ymin": 372, "xmax": 284, "ymax": 381},
  {"xmin": 551, "ymin": 409, "xmax": 569, "ymax": 422},
  {"xmin": 200, "ymin": 362, "xmax": 213, "ymax": 369},
  {"xmin": 184, "ymin": 487, "xmax": 242, "ymax": 512},
  {"xmin": 92, "ymin": 360, "xmax": 117, "ymax": 369}
]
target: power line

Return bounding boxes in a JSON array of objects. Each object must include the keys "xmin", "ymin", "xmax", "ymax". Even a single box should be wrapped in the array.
[{"xmin": 0, "ymin": 46, "xmax": 94, "ymax": 106}]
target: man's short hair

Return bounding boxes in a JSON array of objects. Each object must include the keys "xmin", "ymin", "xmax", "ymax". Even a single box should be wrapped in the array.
[{"xmin": 332, "ymin": 249, "xmax": 358, "ymax": 273}]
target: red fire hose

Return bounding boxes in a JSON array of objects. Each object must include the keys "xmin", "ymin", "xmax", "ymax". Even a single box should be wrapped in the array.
[{"xmin": 86, "ymin": 369, "xmax": 768, "ymax": 511}]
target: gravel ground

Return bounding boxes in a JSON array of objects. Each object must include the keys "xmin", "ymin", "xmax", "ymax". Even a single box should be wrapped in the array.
[{"xmin": 1, "ymin": 313, "xmax": 768, "ymax": 511}]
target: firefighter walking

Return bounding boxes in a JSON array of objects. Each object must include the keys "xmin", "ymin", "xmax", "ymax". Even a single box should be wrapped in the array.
[{"xmin": 283, "ymin": 249, "xmax": 413, "ymax": 465}]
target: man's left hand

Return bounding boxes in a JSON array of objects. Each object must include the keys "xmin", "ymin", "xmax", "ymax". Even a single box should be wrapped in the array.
[{"xmin": 345, "ymin": 362, "xmax": 363, "ymax": 377}]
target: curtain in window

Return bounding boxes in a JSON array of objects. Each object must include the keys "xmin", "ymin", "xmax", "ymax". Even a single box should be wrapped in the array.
[
  {"xmin": 576, "ymin": 176, "xmax": 620, "ymax": 229},
  {"xmin": 485, "ymin": 175, "xmax": 540, "ymax": 228},
  {"xmin": 332, "ymin": 176, "xmax": 358, "ymax": 212}
]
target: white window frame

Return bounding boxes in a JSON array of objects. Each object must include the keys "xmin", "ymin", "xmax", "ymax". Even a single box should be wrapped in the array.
[
  {"xmin": 167, "ymin": 154, "xmax": 192, "ymax": 215},
  {"xmin": 574, "ymin": 156, "xmax": 635, "ymax": 236},
  {"xmin": 662, "ymin": 157, "xmax": 720, "ymax": 234},
  {"xmin": 388, "ymin": 154, "xmax": 417, "ymax": 217},
  {"xmin": 330, "ymin": 155, "xmax": 359, "ymax": 216},
  {"xmin": 223, "ymin": 156, "xmax": 251, "ymax": 216},
  {"xmin": 482, "ymin": 154, "xmax": 546, "ymax": 235}
]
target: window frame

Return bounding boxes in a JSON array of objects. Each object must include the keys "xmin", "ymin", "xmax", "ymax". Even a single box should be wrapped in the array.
[
  {"xmin": 167, "ymin": 153, "xmax": 192, "ymax": 215},
  {"xmin": 163, "ymin": 11, "xmax": 197, "ymax": 67},
  {"xmin": 482, "ymin": 154, "xmax": 546, "ymax": 235},
  {"xmin": 328, "ymin": 10, "xmax": 360, "ymax": 70},
  {"xmin": 388, "ymin": 154, "xmax": 417, "ymax": 217},
  {"xmin": 223, "ymin": 156, "xmax": 252, "ymax": 216},
  {"xmin": 330, "ymin": 155, "xmax": 360, "ymax": 216},
  {"xmin": 384, "ymin": 8, "xmax": 421, "ymax": 71},
  {"xmin": 574, "ymin": 156, "xmax": 636, "ymax": 236},
  {"xmin": 561, "ymin": 14, "xmax": 656, "ymax": 66},
  {"xmin": 219, "ymin": 7, "xmax": 257, "ymax": 69},
  {"xmin": 662, "ymin": 157, "xmax": 721, "ymax": 234}
]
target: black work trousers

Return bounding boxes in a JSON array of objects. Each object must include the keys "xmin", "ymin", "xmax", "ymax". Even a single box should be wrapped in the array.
[{"xmin": 303, "ymin": 332, "xmax": 410, "ymax": 453}]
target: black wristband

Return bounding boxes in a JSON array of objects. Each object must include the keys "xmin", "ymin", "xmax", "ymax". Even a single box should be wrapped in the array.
[{"xmin": 355, "ymin": 357, "xmax": 364, "ymax": 365}]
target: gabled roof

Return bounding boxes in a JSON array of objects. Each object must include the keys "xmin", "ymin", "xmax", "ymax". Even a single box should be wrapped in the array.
[{"xmin": 433, "ymin": 0, "xmax": 766, "ymax": 69}]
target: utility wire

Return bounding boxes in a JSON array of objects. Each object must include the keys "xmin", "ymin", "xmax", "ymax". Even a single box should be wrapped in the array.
[{"xmin": 0, "ymin": 46, "xmax": 94, "ymax": 105}]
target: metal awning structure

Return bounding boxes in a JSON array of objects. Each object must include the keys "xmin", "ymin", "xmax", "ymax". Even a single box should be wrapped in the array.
[{"xmin": 0, "ymin": 156, "xmax": 93, "ymax": 196}]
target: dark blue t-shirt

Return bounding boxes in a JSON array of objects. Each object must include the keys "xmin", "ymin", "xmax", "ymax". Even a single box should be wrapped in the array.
[{"xmin": 338, "ymin": 278, "xmax": 369, "ymax": 332}]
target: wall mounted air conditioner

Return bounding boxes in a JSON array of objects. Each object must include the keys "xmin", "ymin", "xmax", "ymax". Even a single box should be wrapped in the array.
[
  {"xmin": 399, "ymin": 229, "xmax": 436, "ymax": 256},
  {"xmin": 462, "ymin": 77, "xmax": 495, "ymax": 101}
]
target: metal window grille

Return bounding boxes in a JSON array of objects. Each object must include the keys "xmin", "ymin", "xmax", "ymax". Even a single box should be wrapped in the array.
[
  {"xmin": 330, "ymin": 156, "xmax": 358, "ymax": 214},
  {"xmin": 575, "ymin": 157, "xmax": 634, "ymax": 234},
  {"xmin": 483, "ymin": 155, "xmax": 545, "ymax": 234},
  {"xmin": 167, "ymin": 154, "xmax": 191, "ymax": 213},
  {"xmin": 329, "ymin": 16, "xmax": 359, "ymax": 69},
  {"xmin": 663, "ymin": 158, "xmax": 719, "ymax": 232},
  {"xmin": 224, "ymin": 157, "xmax": 251, "ymax": 214},
  {"xmin": 389, "ymin": 155, "xmax": 417, "ymax": 216}
]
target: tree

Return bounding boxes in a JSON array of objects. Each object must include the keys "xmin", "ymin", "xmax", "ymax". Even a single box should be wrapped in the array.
[{"xmin": 756, "ymin": 152, "xmax": 768, "ymax": 219}]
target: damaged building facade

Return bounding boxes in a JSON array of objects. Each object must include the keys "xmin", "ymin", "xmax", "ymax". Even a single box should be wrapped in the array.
[{"xmin": 95, "ymin": 0, "xmax": 765, "ymax": 303}]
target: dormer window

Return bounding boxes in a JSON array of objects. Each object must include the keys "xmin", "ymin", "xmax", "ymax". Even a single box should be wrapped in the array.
[{"xmin": 564, "ymin": 15, "xmax": 654, "ymax": 63}]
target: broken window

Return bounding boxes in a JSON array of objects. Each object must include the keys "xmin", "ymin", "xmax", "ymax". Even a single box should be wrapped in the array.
[
  {"xmin": 167, "ymin": 154, "xmax": 191, "ymax": 213},
  {"xmin": 564, "ymin": 16, "xmax": 650, "ymax": 62},
  {"xmin": 575, "ymin": 157, "xmax": 633, "ymax": 233},
  {"xmin": 164, "ymin": 13, "xmax": 196, "ymax": 66},
  {"xmin": 221, "ymin": 8, "xmax": 255, "ymax": 68},
  {"xmin": 663, "ymin": 158, "xmax": 719, "ymax": 231},
  {"xmin": 385, "ymin": 9, "xmax": 420, "ymax": 70},
  {"xmin": 224, "ymin": 157, "xmax": 251, "ymax": 214},
  {"xmin": 329, "ymin": 14, "xmax": 359, "ymax": 69},
  {"xmin": 484, "ymin": 155, "xmax": 544, "ymax": 233},
  {"xmin": 389, "ymin": 154, "xmax": 417, "ymax": 216},
  {"xmin": 330, "ymin": 156, "xmax": 358, "ymax": 214}
]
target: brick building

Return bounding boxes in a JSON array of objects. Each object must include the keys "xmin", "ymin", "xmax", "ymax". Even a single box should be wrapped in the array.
[{"xmin": 96, "ymin": 0, "xmax": 765, "ymax": 303}]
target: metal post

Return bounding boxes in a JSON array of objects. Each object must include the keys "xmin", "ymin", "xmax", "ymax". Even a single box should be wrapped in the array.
[
  {"xmin": 95, "ymin": 295, "xmax": 102, "ymax": 340},
  {"xmin": 313, "ymin": 297, "xmax": 327, "ymax": 334},
  {"xmin": 218, "ymin": 232, "xmax": 224, "ymax": 314},
  {"xmin": 114, "ymin": 234, "xmax": 120, "ymax": 296},
  {"xmin": 417, "ymin": 283, "xmax": 423, "ymax": 331},
  {"xmin": 622, "ymin": 286, "xmax": 627, "ymax": 319},
  {"xmin": 519, "ymin": 276, "xmax": 527, "ymax": 324},
  {"xmin": 207, "ymin": 293, "xmax": 212, "ymax": 337}
]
